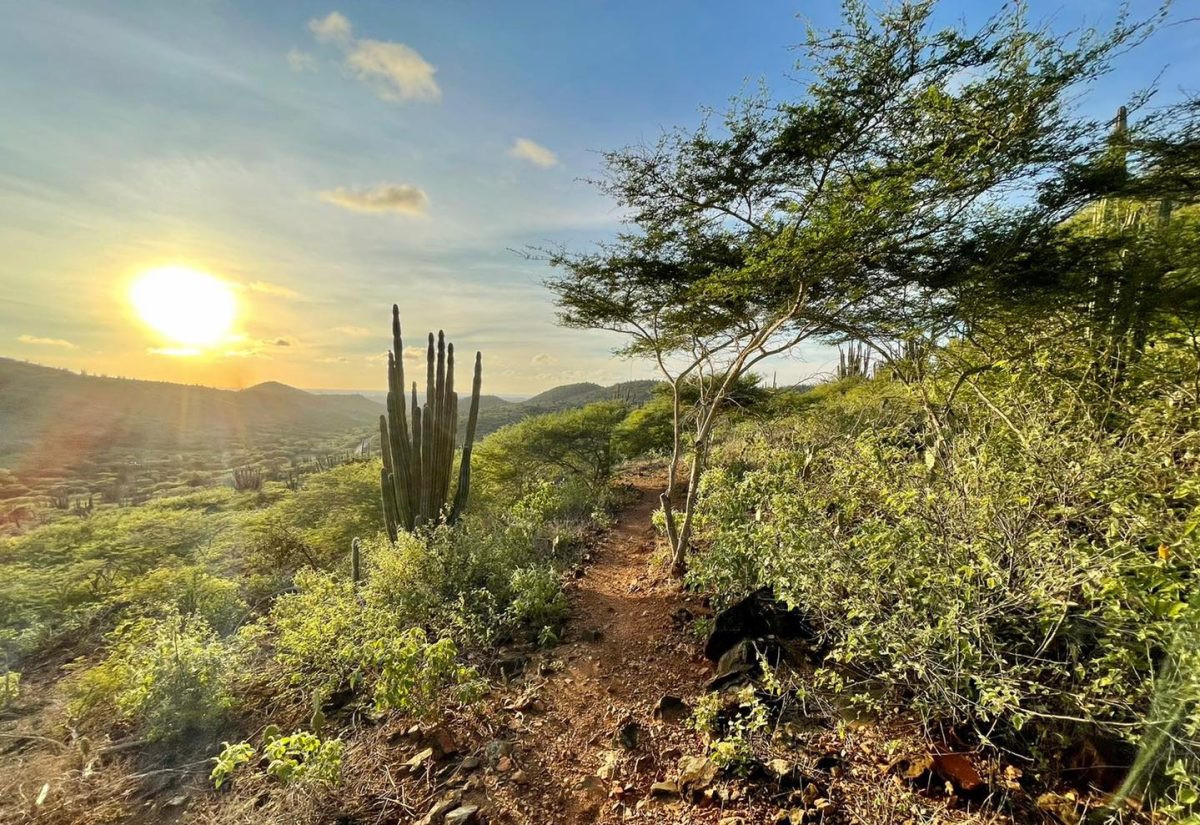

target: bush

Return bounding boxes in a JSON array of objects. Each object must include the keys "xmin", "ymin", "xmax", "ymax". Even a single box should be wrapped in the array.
[
  {"xmin": 691, "ymin": 342, "xmax": 1200, "ymax": 773},
  {"xmin": 71, "ymin": 611, "xmax": 236, "ymax": 743}
]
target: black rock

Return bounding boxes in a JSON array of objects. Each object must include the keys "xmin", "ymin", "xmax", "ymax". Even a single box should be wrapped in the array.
[
  {"xmin": 703, "ymin": 587, "xmax": 816, "ymax": 663},
  {"xmin": 652, "ymin": 695, "xmax": 690, "ymax": 724}
]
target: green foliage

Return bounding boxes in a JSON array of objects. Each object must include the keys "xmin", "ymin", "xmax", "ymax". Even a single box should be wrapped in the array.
[
  {"xmin": 370, "ymin": 628, "xmax": 482, "ymax": 716},
  {"xmin": 613, "ymin": 393, "xmax": 675, "ymax": 458},
  {"xmin": 691, "ymin": 339, "xmax": 1200, "ymax": 782},
  {"xmin": 0, "ymin": 670, "xmax": 18, "ymax": 709},
  {"xmin": 506, "ymin": 565, "xmax": 569, "ymax": 639},
  {"xmin": 211, "ymin": 741, "xmax": 255, "ymax": 789},
  {"xmin": 263, "ymin": 731, "xmax": 344, "ymax": 785},
  {"xmin": 690, "ymin": 685, "xmax": 769, "ymax": 772},
  {"xmin": 71, "ymin": 612, "xmax": 236, "ymax": 743},
  {"xmin": 474, "ymin": 401, "xmax": 629, "ymax": 501}
]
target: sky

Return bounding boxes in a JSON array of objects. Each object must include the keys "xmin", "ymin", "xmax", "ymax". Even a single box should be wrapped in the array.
[{"xmin": 0, "ymin": 1, "xmax": 1196, "ymax": 395}]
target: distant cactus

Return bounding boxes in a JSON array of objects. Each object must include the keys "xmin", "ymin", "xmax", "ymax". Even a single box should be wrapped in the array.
[
  {"xmin": 837, "ymin": 342, "xmax": 872, "ymax": 380},
  {"xmin": 350, "ymin": 538, "xmax": 362, "ymax": 587},
  {"xmin": 232, "ymin": 466, "xmax": 263, "ymax": 492},
  {"xmin": 379, "ymin": 305, "xmax": 482, "ymax": 539}
]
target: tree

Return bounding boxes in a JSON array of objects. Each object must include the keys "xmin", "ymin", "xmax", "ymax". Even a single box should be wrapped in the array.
[
  {"xmin": 474, "ymin": 402, "xmax": 630, "ymax": 502},
  {"xmin": 546, "ymin": 0, "xmax": 1163, "ymax": 575}
]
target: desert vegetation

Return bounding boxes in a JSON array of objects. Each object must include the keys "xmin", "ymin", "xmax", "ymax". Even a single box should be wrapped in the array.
[{"xmin": 1, "ymin": 1, "xmax": 1198, "ymax": 824}]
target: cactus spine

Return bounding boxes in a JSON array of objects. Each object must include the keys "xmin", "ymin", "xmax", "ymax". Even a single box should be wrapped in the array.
[{"xmin": 379, "ymin": 305, "xmax": 482, "ymax": 538}]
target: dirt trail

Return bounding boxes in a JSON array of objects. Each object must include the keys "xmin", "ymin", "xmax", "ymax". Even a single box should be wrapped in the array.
[{"xmin": 486, "ymin": 468, "xmax": 716, "ymax": 823}]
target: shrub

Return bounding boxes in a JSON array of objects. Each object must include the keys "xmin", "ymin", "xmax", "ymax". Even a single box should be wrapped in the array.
[
  {"xmin": 369, "ymin": 628, "xmax": 482, "ymax": 716},
  {"xmin": 211, "ymin": 741, "xmax": 255, "ymax": 789},
  {"xmin": 71, "ymin": 612, "xmax": 236, "ymax": 742},
  {"xmin": 691, "ymin": 342, "xmax": 1200, "ymax": 776},
  {"xmin": 506, "ymin": 565, "xmax": 569, "ymax": 637},
  {"xmin": 263, "ymin": 731, "xmax": 344, "ymax": 785},
  {"xmin": 0, "ymin": 670, "xmax": 18, "ymax": 709}
]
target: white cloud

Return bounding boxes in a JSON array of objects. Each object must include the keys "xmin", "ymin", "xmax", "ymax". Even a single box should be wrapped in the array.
[
  {"xmin": 287, "ymin": 48, "xmax": 316, "ymax": 72},
  {"xmin": 307, "ymin": 12, "xmax": 440, "ymax": 103},
  {"xmin": 320, "ymin": 183, "xmax": 429, "ymax": 216},
  {"xmin": 308, "ymin": 12, "xmax": 352, "ymax": 45},
  {"xmin": 531, "ymin": 352, "xmax": 558, "ymax": 365},
  {"xmin": 509, "ymin": 138, "xmax": 558, "ymax": 168},
  {"xmin": 317, "ymin": 355, "xmax": 349, "ymax": 364},
  {"xmin": 18, "ymin": 334, "xmax": 76, "ymax": 348},
  {"xmin": 346, "ymin": 39, "xmax": 440, "ymax": 102}
]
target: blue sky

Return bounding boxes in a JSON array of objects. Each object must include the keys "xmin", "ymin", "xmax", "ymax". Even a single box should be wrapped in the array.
[{"xmin": 0, "ymin": 0, "xmax": 1195, "ymax": 393}]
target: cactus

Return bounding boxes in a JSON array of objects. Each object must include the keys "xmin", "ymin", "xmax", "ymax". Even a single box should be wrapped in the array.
[
  {"xmin": 350, "ymin": 537, "xmax": 362, "ymax": 587},
  {"xmin": 379, "ymin": 305, "xmax": 482, "ymax": 538},
  {"xmin": 837, "ymin": 342, "xmax": 872, "ymax": 380},
  {"xmin": 232, "ymin": 466, "xmax": 263, "ymax": 492}
]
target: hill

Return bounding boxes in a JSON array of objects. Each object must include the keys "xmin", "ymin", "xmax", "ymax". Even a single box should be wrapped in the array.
[{"xmin": 0, "ymin": 358, "xmax": 383, "ymax": 469}]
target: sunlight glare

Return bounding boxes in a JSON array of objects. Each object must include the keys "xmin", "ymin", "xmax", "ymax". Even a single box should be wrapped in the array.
[{"xmin": 129, "ymin": 266, "xmax": 237, "ymax": 349}]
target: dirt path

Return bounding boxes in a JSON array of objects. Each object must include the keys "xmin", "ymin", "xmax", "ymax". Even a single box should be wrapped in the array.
[{"xmin": 485, "ymin": 467, "xmax": 715, "ymax": 823}]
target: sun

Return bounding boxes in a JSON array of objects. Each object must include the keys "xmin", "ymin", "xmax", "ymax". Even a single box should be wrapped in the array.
[{"xmin": 129, "ymin": 266, "xmax": 237, "ymax": 348}]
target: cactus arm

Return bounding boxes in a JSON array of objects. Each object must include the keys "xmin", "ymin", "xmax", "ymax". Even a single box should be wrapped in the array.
[{"xmin": 450, "ymin": 352, "xmax": 482, "ymax": 524}]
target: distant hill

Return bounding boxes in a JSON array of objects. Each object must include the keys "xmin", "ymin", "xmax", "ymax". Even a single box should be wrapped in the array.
[
  {"xmin": 0, "ymin": 358, "xmax": 661, "ymax": 474},
  {"xmin": 0, "ymin": 358, "xmax": 384, "ymax": 471}
]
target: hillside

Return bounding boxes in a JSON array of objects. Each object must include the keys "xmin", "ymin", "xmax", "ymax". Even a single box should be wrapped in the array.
[{"xmin": 0, "ymin": 358, "xmax": 383, "ymax": 469}]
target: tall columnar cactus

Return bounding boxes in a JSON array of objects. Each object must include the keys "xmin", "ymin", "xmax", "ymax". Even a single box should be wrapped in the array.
[
  {"xmin": 837, "ymin": 341, "xmax": 872, "ymax": 380},
  {"xmin": 379, "ymin": 305, "xmax": 482, "ymax": 539}
]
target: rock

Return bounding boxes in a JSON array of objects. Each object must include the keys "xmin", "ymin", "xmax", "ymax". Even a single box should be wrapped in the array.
[
  {"xmin": 578, "ymin": 774, "xmax": 607, "ymax": 801},
  {"xmin": 166, "ymin": 795, "xmax": 187, "ymax": 807},
  {"xmin": 484, "ymin": 739, "xmax": 513, "ymax": 767},
  {"xmin": 703, "ymin": 587, "xmax": 816, "ymax": 663},
  {"xmin": 424, "ymin": 726, "xmax": 459, "ymax": 759},
  {"xmin": 649, "ymin": 780, "xmax": 680, "ymax": 799},
  {"xmin": 652, "ymin": 695, "xmax": 690, "ymax": 724},
  {"xmin": 718, "ymin": 817, "xmax": 746, "ymax": 825},
  {"xmin": 887, "ymin": 752, "xmax": 934, "ymax": 782},
  {"xmin": 416, "ymin": 792, "xmax": 462, "ymax": 825},
  {"xmin": 677, "ymin": 755, "xmax": 717, "ymax": 792},
  {"xmin": 616, "ymin": 722, "xmax": 642, "ymax": 750},
  {"xmin": 406, "ymin": 747, "xmax": 435, "ymax": 773},
  {"xmin": 813, "ymin": 753, "xmax": 842, "ymax": 773},
  {"xmin": 495, "ymin": 756, "xmax": 513, "ymax": 773},
  {"xmin": 494, "ymin": 653, "xmax": 529, "ymax": 680},
  {"xmin": 932, "ymin": 752, "xmax": 983, "ymax": 793},
  {"xmin": 443, "ymin": 804, "xmax": 480, "ymax": 825},
  {"xmin": 766, "ymin": 758, "xmax": 806, "ymax": 789},
  {"xmin": 597, "ymin": 750, "xmax": 621, "ymax": 780},
  {"xmin": 581, "ymin": 628, "xmax": 603, "ymax": 642},
  {"xmin": 511, "ymin": 769, "xmax": 528, "ymax": 785},
  {"xmin": 458, "ymin": 756, "xmax": 481, "ymax": 772},
  {"xmin": 1037, "ymin": 792, "xmax": 1081, "ymax": 825}
]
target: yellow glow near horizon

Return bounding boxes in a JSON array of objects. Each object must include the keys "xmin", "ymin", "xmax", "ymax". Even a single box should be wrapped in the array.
[{"xmin": 129, "ymin": 266, "xmax": 237, "ymax": 349}]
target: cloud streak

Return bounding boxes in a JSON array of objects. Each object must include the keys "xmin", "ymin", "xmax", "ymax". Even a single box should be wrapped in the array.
[
  {"xmin": 320, "ymin": 183, "xmax": 429, "ymax": 215},
  {"xmin": 509, "ymin": 138, "xmax": 558, "ymax": 168},
  {"xmin": 18, "ymin": 334, "xmax": 76, "ymax": 348}
]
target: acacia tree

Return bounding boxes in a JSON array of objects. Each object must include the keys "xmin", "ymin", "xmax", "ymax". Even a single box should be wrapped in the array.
[{"xmin": 546, "ymin": 0, "xmax": 1162, "ymax": 576}]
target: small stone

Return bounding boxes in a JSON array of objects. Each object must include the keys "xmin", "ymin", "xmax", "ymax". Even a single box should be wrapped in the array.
[
  {"xmin": 616, "ymin": 722, "xmax": 642, "ymax": 750},
  {"xmin": 511, "ymin": 769, "xmax": 528, "ymax": 785},
  {"xmin": 406, "ymin": 747, "xmax": 435, "ymax": 772},
  {"xmin": 677, "ymin": 755, "xmax": 717, "ymax": 791},
  {"xmin": 581, "ymin": 628, "xmax": 603, "ymax": 642},
  {"xmin": 649, "ymin": 780, "xmax": 680, "ymax": 799},
  {"xmin": 597, "ymin": 750, "xmax": 621, "ymax": 780},
  {"xmin": 718, "ymin": 818, "xmax": 746, "ymax": 825},
  {"xmin": 496, "ymin": 755, "xmax": 513, "ymax": 773},
  {"xmin": 166, "ymin": 795, "xmax": 187, "ymax": 807},
  {"xmin": 444, "ymin": 804, "xmax": 480, "ymax": 825},
  {"xmin": 652, "ymin": 695, "xmax": 690, "ymax": 724},
  {"xmin": 578, "ymin": 774, "xmax": 607, "ymax": 800},
  {"xmin": 416, "ymin": 792, "xmax": 462, "ymax": 825}
]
